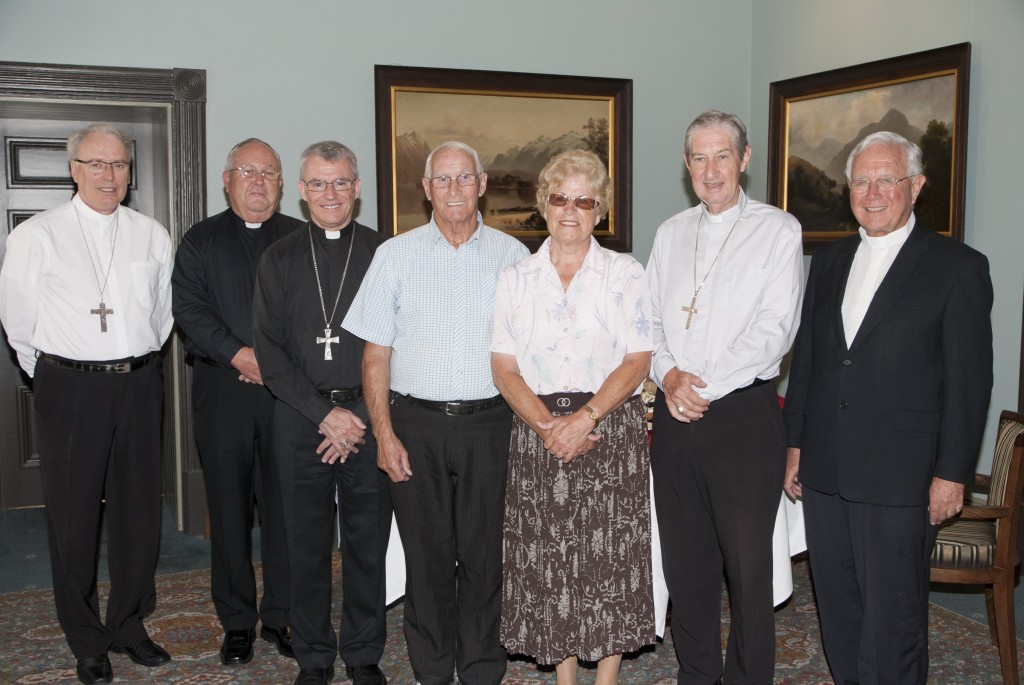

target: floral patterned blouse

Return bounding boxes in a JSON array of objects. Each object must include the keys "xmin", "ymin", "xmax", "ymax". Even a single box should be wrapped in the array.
[{"xmin": 491, "ymin": 236, "xmax": 653, "ymax": 395}]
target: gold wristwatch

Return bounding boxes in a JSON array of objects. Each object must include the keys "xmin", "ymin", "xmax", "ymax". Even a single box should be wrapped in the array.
[{"xmin": 582, "ymin": 404, "xmax": 600, "ymax": 427}]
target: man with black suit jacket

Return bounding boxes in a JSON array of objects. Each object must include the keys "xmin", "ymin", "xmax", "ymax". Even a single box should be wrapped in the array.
[{"xmin": 783, "ymin": 131, "xmax": 993, "ymax": 685}]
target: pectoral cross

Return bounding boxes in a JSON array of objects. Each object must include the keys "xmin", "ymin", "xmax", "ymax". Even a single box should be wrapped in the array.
[
  {"xmin": 317, "ymin": 327, "xmax": 340, "ymax": 360},
  {"xmin": 90, "ymin": 301, "xmax": 114, "ymax": 333},
  {"xmin": 681, "ymin": 295, "xmax": 698, "ymax": 330}
]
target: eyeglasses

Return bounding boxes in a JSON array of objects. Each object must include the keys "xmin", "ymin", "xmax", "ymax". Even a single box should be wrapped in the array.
[
  {"xmin": 547, "ymin": 193, "xmax": 599, "ymax": 211},
  {"xmin": 231, "ymin": 166, "xmax": 282, "ymax": 181},
  {"xmin": 74, "ymin": 159, "xmax": 130, "ymax": 174},
  {"xmin": 303, "ymin": 178, "xmax": 355, "ymax": 192},
  {"xmin": 848, "ymin": 176, "xmax": 913, "ymax": 195},
  {"xmin": 427, "ymin": 173, "xmax": 480, "ymax": 189}
]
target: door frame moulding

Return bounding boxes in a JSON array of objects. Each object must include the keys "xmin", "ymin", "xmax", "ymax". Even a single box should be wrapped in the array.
[{"xmin": 0, "ymin": 61, "xmax": 207, "ymax": 532}]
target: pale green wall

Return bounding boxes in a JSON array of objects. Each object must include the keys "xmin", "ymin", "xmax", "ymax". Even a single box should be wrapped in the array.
[
  {"xmin": 2, "ymin": 0, "xmax": 1020, "ymax": 468},
  {"xmin": 749, "ymin": 0, "xmax": 1024, "ymax": 470}
]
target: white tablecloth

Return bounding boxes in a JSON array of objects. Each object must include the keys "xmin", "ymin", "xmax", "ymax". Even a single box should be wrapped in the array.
[{"xmin": 380, "ymin": 487, "xmax": 807, "ymax": 631}]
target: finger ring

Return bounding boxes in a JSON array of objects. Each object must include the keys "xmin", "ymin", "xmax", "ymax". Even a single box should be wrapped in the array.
[
  {"xmin": 677, "ymin": 405, "xmax": 685, "ymax": 413},
  {"xmin": 342, "ymin": 440, "xmax": 349, "ymax": 448}
]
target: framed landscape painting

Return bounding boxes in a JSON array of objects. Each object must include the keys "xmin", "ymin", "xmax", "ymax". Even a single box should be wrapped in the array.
[
  {"xmin": 374, "ymin": 65, "xmax": 633, "ymax": 252},
  {"xmin": 767, "ymin": 43, "xmax": 970, "ymax": 252}
]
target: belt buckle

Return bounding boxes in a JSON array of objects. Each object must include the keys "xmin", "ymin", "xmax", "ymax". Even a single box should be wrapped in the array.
[
  {"xmin": 114, "ymin": 362, "xmax": 131, "ymax": 374},
  {"xmin": 444, "ymin": 401, "xmax": 463, "ymax": 416}
]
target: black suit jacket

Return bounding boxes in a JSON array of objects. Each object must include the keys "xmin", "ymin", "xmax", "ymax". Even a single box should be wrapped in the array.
[{"xmin": 784, "ymin": 224, "xmax": 993, "ymax": 506}]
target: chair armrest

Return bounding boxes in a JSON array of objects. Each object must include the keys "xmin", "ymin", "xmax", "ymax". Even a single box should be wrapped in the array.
[{"xmin": 955, "ymin": 504, "xmax": 1011, "ymax": 520}]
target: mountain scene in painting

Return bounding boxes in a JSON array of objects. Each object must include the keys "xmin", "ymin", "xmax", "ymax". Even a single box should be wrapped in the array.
[{"xmin": 787, "ymin": 108, "xmax": 953, "ymax": 233}]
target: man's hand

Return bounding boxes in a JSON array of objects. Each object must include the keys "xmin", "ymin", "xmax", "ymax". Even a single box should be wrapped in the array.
[
  {"xmin": 663, "ymin": 368, "xmax": 709, "ymax": 422},
  {"xmin": 377, "ymin": 432, "xmax": 412, "ymax": 483},
  {"xmin": 783, "ymin": 447, "xmax": 802, "ymax": 500},
  {"xmin": 231, "ymin": 346, "xmax": 263, "ymax": 385},
  {"xmin": 537, "ymin": 412, "xmax": 600, "ymax": 464},
  {"xmin": 928, "ymin": 476, "xmax": 965, "ymax": 525},
  {"xmin": 316, "ymin": 407, "xmax": 366, "ymax": 464}
]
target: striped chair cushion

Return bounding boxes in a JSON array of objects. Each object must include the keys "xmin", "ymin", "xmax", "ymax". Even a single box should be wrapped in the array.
[{"xmin": 931, "ymin": 519, "xmax": 996, "ymax": 568}]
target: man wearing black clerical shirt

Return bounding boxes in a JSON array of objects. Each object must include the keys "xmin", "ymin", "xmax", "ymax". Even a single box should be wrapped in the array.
[
  {"xmin": 172, "ymin": 138, "xmax": 301, "ymax": 666},
  {"xmin": 252, "ymin": 141, "xmax": 391, "ymax": 685}
]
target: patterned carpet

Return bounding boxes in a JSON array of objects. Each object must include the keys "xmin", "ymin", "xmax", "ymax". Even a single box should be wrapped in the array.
[{"xmin": 0, "ymin": 558, "xmax": 1017, "ymax": 684}]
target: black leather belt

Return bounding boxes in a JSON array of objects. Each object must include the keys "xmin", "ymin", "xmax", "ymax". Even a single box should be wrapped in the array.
[
  {"xmin": 392, "ymin": 392, "xmax": 505, "ymax": 416},
  {"xmin": 39, "ymin": 352, "xmax": 157, "ymax": 374},
  {"xmin": 197, "ymin": 356, "xmax": 234, "ymax": 370},
  {"xmin": 320, "ymin": 386, "xmax": 363, "ymax": 403},
  {"xmin": 724, "ymin": 377, "xmax": 772, "ymax": 397}
]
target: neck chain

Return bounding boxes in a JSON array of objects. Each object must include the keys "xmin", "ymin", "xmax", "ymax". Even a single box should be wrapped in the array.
[
  {"xmin": 681, "ymin": 196, "xmax": 746, "ymax": 331},
  {"xmin": 74, "ymin": 204, "xmax": 120, "ymax": 333},
  {"xmin": 309, "ymin": 223, "xmax": 356, "ymax": 360}
]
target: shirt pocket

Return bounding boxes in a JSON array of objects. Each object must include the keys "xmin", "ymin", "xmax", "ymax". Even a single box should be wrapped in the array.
[
  {"xmin": 721, "ymin": 266, "xmax": 767, "ymax": 315},
  {"xmin": 131, "ymin": 261, "xmax": 160, "ymax": 309}
]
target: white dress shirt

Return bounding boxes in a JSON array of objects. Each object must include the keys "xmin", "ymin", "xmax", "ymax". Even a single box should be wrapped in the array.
[
  {"xmin": 646, "ymin": 190, "xmax": 804, "ymax": 400},
  {"xmin": 0, "ymin": 195, "xmax": 173, "ymax": 376},
  {"xmin": 841, "ymin": 218, "xmax": 914, "ymax": 347}
]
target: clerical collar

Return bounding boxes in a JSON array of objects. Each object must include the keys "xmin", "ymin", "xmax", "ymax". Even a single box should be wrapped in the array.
[
  {"xmin": 72, "ymin": 194, "xmax": 118, "ymax": 224},
  {"xmin": 313, "ymin": 220, "xmax": 353, "ymax": 241},
  {"xmin": 245, "ymin": 222, "xmax": 262, "ymax": 229},
  {"xmin": 858, "ymin": 214, "xmax": 915, "ymax": 250},
  {"xmin": 701, "ymin": 190, "xmax": 746, "ymax": 225}
]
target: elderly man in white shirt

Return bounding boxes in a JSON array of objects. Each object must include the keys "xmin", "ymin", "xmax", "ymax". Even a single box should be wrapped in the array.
[
  {"xmin": 0, "ymin": 123, "xmax": 173, "ymax": 685},
  {"xmin": 646, "ymin": 110, "xmax": 803, "ymax": 685}
]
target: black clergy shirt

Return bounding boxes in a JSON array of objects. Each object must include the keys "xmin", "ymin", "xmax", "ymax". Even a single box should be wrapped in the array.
[
  {"xmin": 252, "ymin": 221, "xmax": 384, "ymax": 426},
  {"xmin": 172, "ymin": 209, "xmax": 302, "ymax": 365}
]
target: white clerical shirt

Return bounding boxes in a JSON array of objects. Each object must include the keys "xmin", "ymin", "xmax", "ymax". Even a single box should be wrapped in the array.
[
  {"xmin": 0, "ymin": 195, "xmax": 173, "ymax": 376},
  {"xmin": 647, "ymin": 190, "xmax": 804, "ymax": 401},
  {"xmin": 841, "ymin": 217, "xmax": 914, "ymax": 347}
]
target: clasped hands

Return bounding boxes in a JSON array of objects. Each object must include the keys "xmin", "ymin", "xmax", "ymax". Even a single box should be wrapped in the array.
[
  {"xmin": 317, "ymin": 406, "xmax": 366, "ymax": 464},
  {"xmin": 663, "ymin": 368, "xmax": 709, "ymax": 423},
  {"xmin": 538, "ymin": 411, "xmax": 600, "ymax": 464}
]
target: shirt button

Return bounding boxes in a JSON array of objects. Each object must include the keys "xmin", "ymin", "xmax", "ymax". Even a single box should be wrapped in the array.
[
  {"xmin": 842, "ymin": 359, "xmax": 852, "ymax": 366},
  {"xmin": 563, "ymin": 328, "xmax": 568, "ymax": 333},
  {"xmin": 839, "ymin": 401, "xmax": 848, "ymax": 409},
  {"xmin": 563, "ymin": 357, "xmax": 570, "ymax": 362},
  {"xmin": 563, "ymin": 385, "xmax": 569, "ymax": 390}
]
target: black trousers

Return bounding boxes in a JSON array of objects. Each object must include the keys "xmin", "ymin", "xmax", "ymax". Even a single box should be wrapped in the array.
[
  {"xmin": 34, "ymin": 359, "xmax": 163, "ymax": 660},
  {"xmin": 650, "ymin": 381, "xmax": 784, "ymax": 685},
  {"xmin": 389, "ymin": 394, "xmax": 513, "ymax": 685},
  {"xmin": 802, "ymin": 486, "xmax": 938, "ymax": 685},
  {"xmin": 192, "ymin": 362, "xmax": 288, "ymax": 631},
  {"xmin": 274, "ymin": 398, "xmax": 392, "ymax": 670}
]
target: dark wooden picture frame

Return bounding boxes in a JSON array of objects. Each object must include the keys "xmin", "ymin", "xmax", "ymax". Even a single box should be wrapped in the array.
[
  {"xmin": 767, "ymin": 43, "xmax": 970, "ymax": 253},
  {"xmin": 374, "ymin": 65, "xmax": 633, "ymax": 252}
]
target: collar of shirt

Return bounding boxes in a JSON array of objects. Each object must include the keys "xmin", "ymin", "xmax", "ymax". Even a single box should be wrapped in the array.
[
  {"xmin": 73, "ymin": 193, "xmax": 118, "ymax": 225},
  {"xmin": 701, "ymin": 188, "xmax": 747, "ymax": 225},
  {"xmin": 857, "ymin": 213, "xmax": 915, "ymax": 250},
  {"xmin": 530, "ymin": 235, "xmax": 607, "ymax": 285},
  {"xmin": 427, "ymin": 212, "xmax": 482, "ymax": 252}
]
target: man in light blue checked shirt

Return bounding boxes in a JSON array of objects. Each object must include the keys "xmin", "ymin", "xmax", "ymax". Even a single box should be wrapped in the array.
[{"xmin": 343, "ymin": 141, "xmax": 528, "ymax": 685}]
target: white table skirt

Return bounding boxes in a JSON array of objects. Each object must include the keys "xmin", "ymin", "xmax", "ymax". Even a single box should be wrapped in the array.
[{"xmin": 379, "ymin": 484, "xmax": 808, "ymax": 632}]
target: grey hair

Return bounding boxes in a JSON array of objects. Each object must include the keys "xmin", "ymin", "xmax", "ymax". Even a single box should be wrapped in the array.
[
  {"xmin": 684, "ymin": 109, "xmax": 749, "ymax": 158},
  {"xmin": 844, "ymin": 131, "xmax": 924, "ymax": 180},
  {"xmin": 225, "ymin": 138, "xmax": 282, "ymax": 172},
  {"xmin": 535, "ymin": 149, "xmax": 612, "ymax": 221},
  {"xmin": 300, "ymin": 141, "xmax": 359, "ymax": 179},
  {"xmin": 423, "ymin": 141, "xmax": 484, "ymax": 178},
  {"xmin": 66, "ymin": 123, "xmax": 132, "ymax": 161}
]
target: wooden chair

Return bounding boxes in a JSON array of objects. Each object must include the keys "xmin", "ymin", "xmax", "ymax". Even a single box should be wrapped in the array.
[{"xmin": 930, "ymin": 410, "xmax": 1024, "ymax": 685}]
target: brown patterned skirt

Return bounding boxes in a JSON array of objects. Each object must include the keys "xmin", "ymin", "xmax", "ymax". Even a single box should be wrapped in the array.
[{"xmin": 500, "ymin": 394, "xmax": 655, "ymax": 664}]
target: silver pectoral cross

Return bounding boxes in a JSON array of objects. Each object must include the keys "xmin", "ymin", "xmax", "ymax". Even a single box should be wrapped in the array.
[
  {"xmin": 91, "ymin": 301, "xmax": 114, "ymax": 333},
  {"xmin": 317, "ymin": 327, "xmax": 340, "ymax": 360},
  {"xmin": 681, "ymin": 295, "xmax": 698, "ymax": 330}
]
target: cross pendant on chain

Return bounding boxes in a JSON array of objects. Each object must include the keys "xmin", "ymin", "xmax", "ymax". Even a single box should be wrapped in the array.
[
  {"xmin": 90, "ymin": 301, "xmax": 114, "ymax": 333},
  {"xmin": 317, "ymin": 327, "xmax": 340, "ymax": 360},
  {"xmin": 681, "ymin": 295, "xmax": 698, "ymax": 330}
]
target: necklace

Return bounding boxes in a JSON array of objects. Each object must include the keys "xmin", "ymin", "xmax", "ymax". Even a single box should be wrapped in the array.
[
  {"xmin": 74, "ymin": 204, "xmax": 119, "ymax": 333},
  {"xmin": 682, "ymin": 196, "xmax": 746, "ymax": 330},
  {"xmin": 309, "ymin": 224, "xmax": 356, "ymax": 360}
]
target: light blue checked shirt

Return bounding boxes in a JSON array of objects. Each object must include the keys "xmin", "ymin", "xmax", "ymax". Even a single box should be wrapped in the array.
[{"xmin": 343, "ymin": 214, "xmax": 529, "ymax": 401}]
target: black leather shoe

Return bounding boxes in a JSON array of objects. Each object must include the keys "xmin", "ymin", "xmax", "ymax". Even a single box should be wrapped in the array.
[
  {"xmin": 110, "ymin": 638, "xmax": 171, "ymax": 667},
  {"xmin": 260, "ymin": 624, "xmax": 295, "ymax": 658},
  {"xmin": 219, "ymin": 628, "xmax": 255, "ymax": 665},
  {"xmin": 347, "ymin": 664, "xmax": 388, "ymax": 684},
  {"xmin": 294, "ymin": 666, "xmax": 334, "ymax": 685},
  {"xmin": 76, "ymin": 655, "xmax": 113, "ymax": 684}
]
